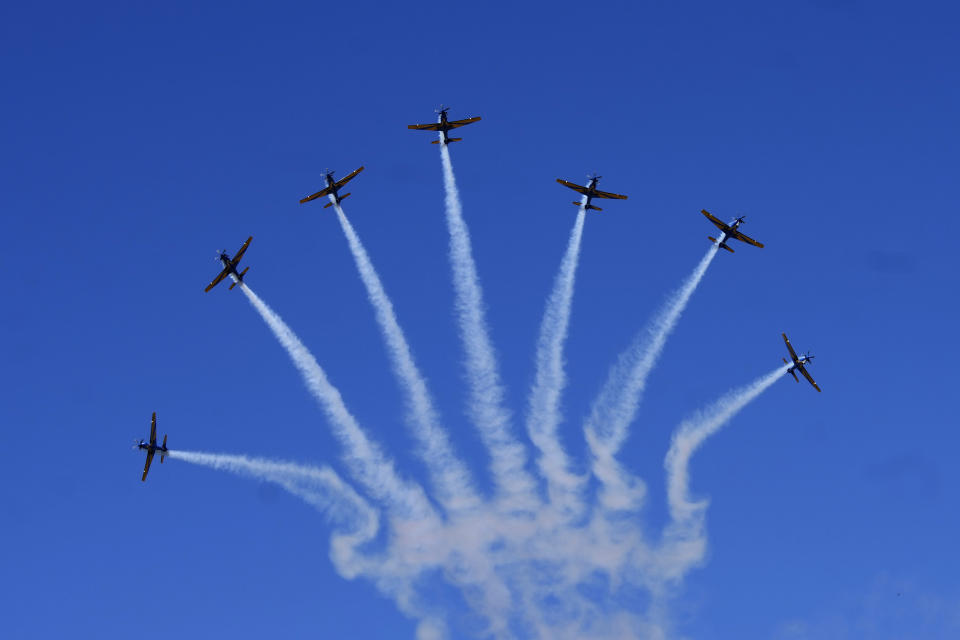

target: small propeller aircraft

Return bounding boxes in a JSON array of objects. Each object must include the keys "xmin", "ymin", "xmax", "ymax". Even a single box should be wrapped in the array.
[
  {"xmin": 299, "ymin": 167, "xmax": 365, "ymax": 208},
  {"xmin": 407, "ymin": 106, "xmax": 481, "ymax": 145},
  {"xmin": 556, "ymin": 174, "xmax": 628, "ymax": 212},
  {"xmin": 782, "ymin": 333, "xmax": 821, "ymax": 392},
  {"xmin": 205, "ymin": 236, "xmax": 252, "ymax": 292},
  {"xmin": 136, "ymin": 412, "xmax": 168, "ymax": 481},
  {"xmin": 701, "ymin": 209, "xmax": 764, "ymax": 253}
]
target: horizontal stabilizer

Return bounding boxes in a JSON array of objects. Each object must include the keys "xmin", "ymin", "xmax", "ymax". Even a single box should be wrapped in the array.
[
  {"xmin": 584, "ymin": 203, "xmax": 603, "ymax": 211},
  {"xmin": 339, "ymin": 193, "xmax": 351, "ymax": 202},
  {"xmin": 229, "ymin": 268, "xmax": 248, "ymax": 290},
  {"xmin": 709, "ymin": 237, "xmax": 734, "ymax": 252},
  {"xmin": 447, "ymin": 137, "xmax": 462, "ymax": 143},
  {"xmin": 162, "ymin": 434, "xmax": 167, "ymax": 448},
  {"xmin": 430, "ymin": 139, "xmax": 441, "ymax": 144},
  {"xmin": 788, "ymin": 369, "xmax": 799, "ymax": 383},
  {"xmin": 323, "ymin": 201, "xmax": 335, "ymax": 209}
]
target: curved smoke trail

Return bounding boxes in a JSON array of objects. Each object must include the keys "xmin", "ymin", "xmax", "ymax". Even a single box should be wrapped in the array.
[
  {"xmin": 439, "ymin": 144, "xmax": 537, "ymax": 509},
  {"xmin": 584, "ymin": 245, "xmax": 719, "ymax": 509},
  {"xmin": 333, "ymin": 203, "xmax": 480, "ymax": 513},
  {"xmin": 167, "ymin": 450, "xmax": 376, "ymax": 533},
  {"xmin": 665, "ymin": 363, "xmax": 789, "ymax": 523},
  {"xmin": 238, "ymin": 283, "xmax": 434, "ymax": 520},
  {"xmin": 526, "ymin": 203, "xmax": 587, "ymax": 512}
]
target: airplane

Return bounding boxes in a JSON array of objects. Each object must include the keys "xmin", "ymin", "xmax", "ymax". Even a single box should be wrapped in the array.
[
  {"xmin": 299, "ymin": 167, "xmax": 365, "ymax": 208},
  {"xmin": 556, "ymin": 174, "xmax": 628, "ymax": 212},
  {"xmin": 701, "ymin": 209, "xmax": 764, "ymax": 253},
  {"xmin": 407, "ymin": 106, "xmax": 481, "ymax": 145},
  {"xmin": 205, "ymin": 236, "xmax": 252, "ymax": 292},
  {"xmin": 782, "ymin": 333, "xmax": 821, "ymax": 392},
  {"xmin": 136, "ymin": 412, "xmax": 168, "ymax": 481}
]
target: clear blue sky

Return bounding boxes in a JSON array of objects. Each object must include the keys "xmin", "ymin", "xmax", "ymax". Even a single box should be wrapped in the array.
[{"xmin": 2, "ymin": 1, "xmax": 958, "ymax": 638}]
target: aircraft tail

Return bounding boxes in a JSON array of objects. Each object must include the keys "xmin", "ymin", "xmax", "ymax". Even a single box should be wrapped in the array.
[
  {"xmin": 709, "ymin": 236, "xmax": 734, "ymax": 252},
  {"xmin": 160, "ymin": 435, "xmax": 167, "ymax": 462},
  {"xmin": 446, "ymin": 137, "xmax": 462, "ymax": 144},
  {"xmin": 339, "ymin": 193, "xmax": 351, "ymax": 203},
  {"xmin": 431, "ymin": 139, "xmax": 442, "ymax": 144},
  {"xmin": 323, "ymin": 200, "xmax": 335, "ymax": 209},
  {"xmin": 788, "ymin": 368, "xmax": 799, "ymax": 383},
  {"xmin": 228, "ymin": 267, "xmax": 249, "ymax": 290},
  {"xmin": 582, "ymin": 203, "xmax": 603, "ymax": 212}
]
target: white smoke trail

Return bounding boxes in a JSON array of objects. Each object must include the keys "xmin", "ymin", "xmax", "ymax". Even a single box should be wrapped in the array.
[
  {"xmin": 238, "ymin": 283, "xmax": 434, "ymax": 520},
  {"xmin": 168, "ymin": 449, "xmax": 449, "ymax": 633},
  {"xmin": 167, "ymin": 449, "xmax": 375, "ymax": 529},
  {"xmin": 438, "ymin": 144, "xmax": 537, "ymax": 508},
  {"xmin": 665, "ymin": 363, "xmax": 789, "ymax": 524},
  {"xmin": 167, "ymin": 449, "xmax": 380, "ymax": 572},
  {"xmin": 525, "ymin": 203, "xmax": 587, "ymax": 512},
  {"xmin": 584, "ymin": 245, "xmax": 719, "ymax": 509},
  {"xmin": 332, "ymin": 202, "xmax": 480, "ymax": 513}
]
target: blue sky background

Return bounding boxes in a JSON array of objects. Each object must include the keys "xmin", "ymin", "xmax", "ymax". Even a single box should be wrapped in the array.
[{"xmin": 2, "ymin": 0, "xmax": 958, "ymax": 637}]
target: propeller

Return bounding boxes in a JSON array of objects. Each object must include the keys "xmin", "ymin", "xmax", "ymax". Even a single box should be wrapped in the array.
[
  {"xmin": 435, "ymin": 104, "xmax": 450, "ymax": 114},
  {"xmin": 587, "ymin": 172, "xmax": 602, "ymax": 181}
]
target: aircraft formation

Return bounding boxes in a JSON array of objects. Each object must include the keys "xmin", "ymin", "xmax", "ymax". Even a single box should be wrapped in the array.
[{"xmin": 136, "ymin": 105, "xmax": 821, "ymax": 480}]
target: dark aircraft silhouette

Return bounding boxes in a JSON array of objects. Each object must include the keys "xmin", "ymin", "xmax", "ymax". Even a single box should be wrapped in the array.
[
  {"xmin": 407, "ymin": 106, "xmax": 481, "ymax": 145},
  {"xmin": 299, "ymin": 167, "xmax": 365, "ymax": 208},
  {"xmin": 702, "ymin": 209, "xmax": 764, "ymax": 253},
  {"xmin": 782, "ymin": 333, "xmax": 821, "ymax": 392},
  {"xmin": 136, "ymin": 412, "xmax": 168, "ymax": 481},
  {"xmin": 556, "ymin": 174, "xmax": 628, "ymax": 212},
  {"xmin": 205, "ymin": 236, "xmax": 252, "ymax": 292}
]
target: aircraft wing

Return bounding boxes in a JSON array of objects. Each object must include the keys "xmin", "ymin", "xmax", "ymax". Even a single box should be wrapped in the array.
[
  {"xmin": 407, "ymin": 123, "xmax": 443, "ymax": 131},
  {"xmin": 231, "ymin": 236, "xmax": 253, "ymax": 266},
  {"xmin": 797, "ymin": 363, "xmax": 821, "ymax": 392},
  {"xmin": 150, "ymin": 412, "xmax": 157, "ymax": 445},
  {"xmin": 300, "ymin": 186, "xmax": 332, "ymax": 204},
  {"xmin": 141, "ymin": 449, "xmax": 155, "ymax": 482},
  {"xmin": 557, "ymin": 179, "xmax": 589, "ymax": 194},
  {"xmin": 701, "ymin": 209, "xmax": 728, "ymax": 231},
  {"xmin": 594, "ymin": 189, "xmax": 628, "ymax": 200},
  {"xmin": 204, "ymin": 267, "xmax": 231, "ymax": 292},
  {"xmin": 730, "ymin": 230, "xmax": 764, "ymax": 248},
  {"xmin": 446, "ymin": 116, "xmax": 481, "ymax": 129},
  {"xmin": 782, "ymin": 333, "xmax": 799, "ymax": 362},
  {"xmin": 334, "ymin": 166, "xmax": 365, "ymax": 188}
]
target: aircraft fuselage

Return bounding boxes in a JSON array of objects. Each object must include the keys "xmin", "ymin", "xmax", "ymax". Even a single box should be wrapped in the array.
[
  {"xmin": 324, "ymin": 174, "xmax": 344, "ymax": 203},
  {"xmin": 138, "ymin": 441, "xmax": 167, "ymax": 455},
  {"xmin": 713, "ymin": 220, "xmax": 743, "ymax": 250},
  {"xmin": 580, "ymin": 178, "xmax": 600, "ymax": 209},
  {"xmin": 217, "ymin": 255, "xmax": 238, "ymax": 277}
]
